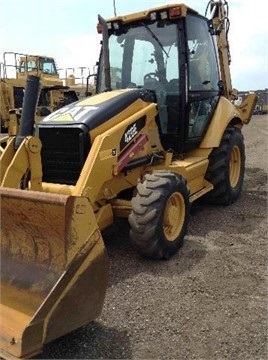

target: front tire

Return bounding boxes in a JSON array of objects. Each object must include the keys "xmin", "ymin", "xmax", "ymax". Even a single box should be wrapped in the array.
[
  {"xmin": 129, "ymin": 171, "xmax": 190, "ymax": 260},
  {"xmin": 204, "ymin": 127, "xmax": 245, "ymax": 205}
]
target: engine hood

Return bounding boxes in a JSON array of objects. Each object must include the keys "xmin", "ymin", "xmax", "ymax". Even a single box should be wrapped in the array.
[{"xmin": 39, "ymin": 88, "xmax": 153, "ymax": 131}]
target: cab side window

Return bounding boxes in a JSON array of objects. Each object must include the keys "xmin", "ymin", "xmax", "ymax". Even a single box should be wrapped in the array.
[{"xmin": 187, "ymin": 15, "xmax": 219, "ymax": 91}]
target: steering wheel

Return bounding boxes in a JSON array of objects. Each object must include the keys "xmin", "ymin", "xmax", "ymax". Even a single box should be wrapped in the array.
[
  {"xmin": 144, "ymin": 72, "xmax": 160, "ymax": 82},
  {"xmin": 144, "ymin": 72, "xmax": 169, "ymax": 87},
  {"xmin": 143, "ymin": 71, "xmax": 167, "ymax": 109}
]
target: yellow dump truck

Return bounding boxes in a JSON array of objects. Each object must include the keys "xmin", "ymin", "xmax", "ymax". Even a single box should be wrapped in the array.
[
  {"xmin": 0, "ymin": 52, "xmax": 79, "ymax": 132},
  {"xmin": 0, "ymin": 1, "xmax": 257, "ymax": 358}
]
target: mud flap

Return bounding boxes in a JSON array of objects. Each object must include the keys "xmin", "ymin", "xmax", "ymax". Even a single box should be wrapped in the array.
[{"xmin": 0, "ymin": 188, "xmax": 109, "ymax": 359}]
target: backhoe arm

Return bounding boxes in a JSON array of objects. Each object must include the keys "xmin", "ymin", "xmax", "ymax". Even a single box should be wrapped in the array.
[{"xmin": 207, "ymin": 0, "xmax": 237, "ymax": 100}]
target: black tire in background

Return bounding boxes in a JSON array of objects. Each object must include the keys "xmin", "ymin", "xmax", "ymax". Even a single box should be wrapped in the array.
[
  {"xmin": 129, "ymin": 171, "xmax": 190, "ymax": 260},
  {"xmin": 203, "ymin": 127, "xmax": 245, "ymax": 205}
]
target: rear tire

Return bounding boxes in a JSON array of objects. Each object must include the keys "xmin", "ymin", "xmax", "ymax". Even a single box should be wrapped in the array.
[
  {"xmin": 129, "ymin": 171, "xmax": 190, "ymax": 260},
  {"xmin": 204, "ymin": 127, "xmax": 245, "ymax": 205}
]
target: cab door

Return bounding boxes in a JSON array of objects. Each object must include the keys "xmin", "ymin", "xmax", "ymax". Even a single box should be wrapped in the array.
[{"xmin": 184, "ymin": 14, "xmax": 221, "ymax": 151}]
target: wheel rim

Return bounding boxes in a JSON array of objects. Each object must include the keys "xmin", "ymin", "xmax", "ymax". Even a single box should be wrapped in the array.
[
  {"xmin": 229, "ymin": 145, "xmax": 241, "ymax": 188},
  {"xmin": 163, "ymin": 192, "xmax": 185, "ymax": 242}
]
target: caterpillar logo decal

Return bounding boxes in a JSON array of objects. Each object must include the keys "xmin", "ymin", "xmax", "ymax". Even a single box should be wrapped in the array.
[
  {"xmin": 43, "ymin": 104, "xmax": 98, "ymax": 122},
  {"xmin": 120, "ymin": 116, "xmax": 146, "ymax": 151}
]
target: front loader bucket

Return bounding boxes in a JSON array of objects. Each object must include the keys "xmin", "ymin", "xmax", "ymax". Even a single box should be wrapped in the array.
[{"xmin": 0, "ymin": 188, "xmax": 109, "ymax": 359}]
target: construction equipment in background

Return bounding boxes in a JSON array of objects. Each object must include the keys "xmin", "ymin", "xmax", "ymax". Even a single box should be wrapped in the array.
[
  {"xmin": 0, "ymin": 52, "xmax": 79, "ymax": 133},
  {"xmin": 0, "ymin": 1, "xmax": 257, "ymax": 359}
]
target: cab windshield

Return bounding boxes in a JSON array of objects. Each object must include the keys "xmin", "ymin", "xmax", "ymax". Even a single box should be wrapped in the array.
[
  {"xmin": 19, "ymin": 57, "xmax": 57, "ymax": 75},
  {"xmin": 40, "ymin": 57, "xmax": 57, "ymax": 75},
  {"xmin": 98, "ymin": 20, "xmax": 180, "ymax": 92}
]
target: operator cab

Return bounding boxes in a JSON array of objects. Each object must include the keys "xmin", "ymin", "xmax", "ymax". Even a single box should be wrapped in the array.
[
  {"xmin": 97, "ymin": 5, "xmax": 221, "ymax": 153},
  {"xmin": 19, "ymin": 56, "xmax": 58, "ymax": 76}
]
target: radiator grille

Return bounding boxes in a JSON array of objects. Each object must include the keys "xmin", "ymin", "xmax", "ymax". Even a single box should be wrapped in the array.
[{"xmin": 39, "ymin": 126, "xmax": 90, "ymax": 185}]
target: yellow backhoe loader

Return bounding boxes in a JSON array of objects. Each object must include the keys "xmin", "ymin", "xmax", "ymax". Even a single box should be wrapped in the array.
[{"xmin": 0, "ymin": 1, "xmax": 257, "ymax": 358}]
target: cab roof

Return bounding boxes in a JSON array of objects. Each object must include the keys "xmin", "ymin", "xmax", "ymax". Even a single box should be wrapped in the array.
[{"xmin": 105, "ymin": 3, "xmax": 199, "ymax": 24}]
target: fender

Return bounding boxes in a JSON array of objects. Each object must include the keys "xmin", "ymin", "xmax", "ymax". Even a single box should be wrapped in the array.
[{"xmin": 200, "ymin": 96, "xmax": 242, "ymax": 149}]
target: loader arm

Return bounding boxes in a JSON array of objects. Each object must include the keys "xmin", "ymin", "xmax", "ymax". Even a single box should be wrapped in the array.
[{"xmin": 0, "ymin": 136, "xmax": 42, "ymax": 190}]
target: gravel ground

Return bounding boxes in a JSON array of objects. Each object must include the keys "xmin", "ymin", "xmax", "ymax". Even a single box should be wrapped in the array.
[{"xmin": 36, "ymin": 115, "xmax": 267, "ymax": 359}]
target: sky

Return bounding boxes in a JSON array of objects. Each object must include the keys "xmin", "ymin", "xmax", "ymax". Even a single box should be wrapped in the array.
[{"xmin": 0, "ymin": 0, "xmax": 267, "ymax": 91}]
